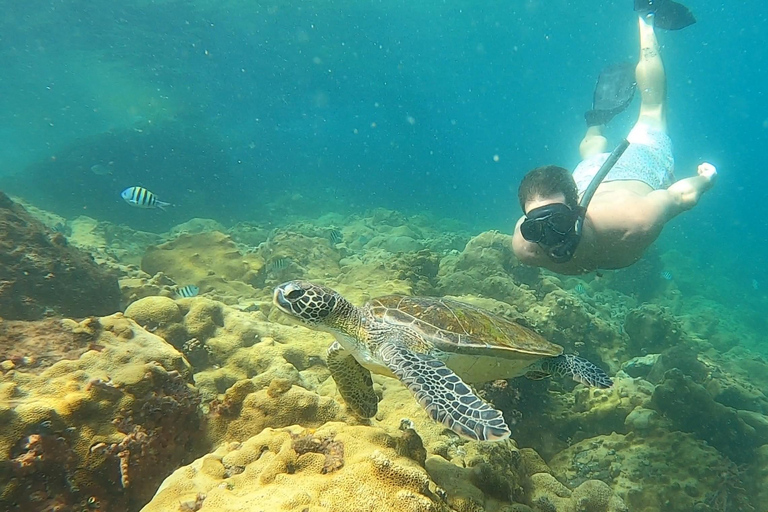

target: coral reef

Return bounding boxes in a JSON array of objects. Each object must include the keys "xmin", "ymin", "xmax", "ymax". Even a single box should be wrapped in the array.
[
  {"xmin": 437, "ymin": 231, "xmax": 540, "ymax": 306},
  {"xmin": 651, "ymin": 368, "xmax": 766, "ymax": 463},
  {"xmin": 2, "ymin": 202, "xmax": 767, "ymax": 510},
  {"xmin": 142, "ymin": 423, "xmax": 446, "ymax": 512},
  {"xmin": 123, "ymin": 295, "xmax": 332, "ymax": 404},
  {"xmin": 143, "ymin": 422, "xmax": 628, "ymax": 512},
  {"xmin": 0, "ymin": 314, "xmax": 204, "ymax": 512},
  {"xmin": 141, "ymin": 231, "xmax": 263, "ymax": 298},
  {"xmin": 0, "ymin": 192, "xmax": 121, "ymax": 320},
  {"xmin": 549, "ymin": 431, "xmax": 752, "ymax": 512},
  {"xmin": 623, "ymin": 304, "xmax": 684, "ymax": 358}
]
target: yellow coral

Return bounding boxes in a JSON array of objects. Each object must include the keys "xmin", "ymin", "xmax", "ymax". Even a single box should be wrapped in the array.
[
  {"xmin": 207, "ymin": 385, "xmax": 343, "ymax": 445},
  {"xmin": 183, "ymin": 298, "xmax": 223, "ymax": 339},
  {"xmin": 0, "ymin": 314, "xmax": 197, "ymax": 511},
  {"xmin": 124, "ymin": 296, "xmax": 182, "ymax": 327},
  {"xmin": 143, "ymin": 423, "xmax": 442, "ymax": 512}
]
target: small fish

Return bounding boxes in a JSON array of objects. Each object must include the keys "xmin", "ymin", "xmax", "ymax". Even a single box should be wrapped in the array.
[
  {"xmin": 175, "ymin": 285, "xmax": 199, "ymax": 298},
  {"xmin": 267, "ymin": 257, "xmax": 288, "ymax": 272},
  {"xmin": 90, "ymin": 163, "xmax": 113, "ymax": 176},
  {"xmin": 752, "ymin": 279, "xmax": 759, "ymax": 291},
  {"xmin": 121, "ymin": 186, "xmax": 172, "ymax": 209},
  {"xmin": 574, "ymin": 283, "xmax": 587, "ymax": 295},
  {"xmin": 52, "ymin": 222, "xmax": 71, "ymax": 236},
  {"xmin": 329, "ymin": 229, "xmax": 344, "ymax": 245},
  {"xmin": 660, "ymin": 270, "xmax": 673, "ymax": 281}
]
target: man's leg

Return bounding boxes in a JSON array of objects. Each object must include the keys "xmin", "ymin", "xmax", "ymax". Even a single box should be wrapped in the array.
[
  {"xmin": 579, "ymin": 15, "xmax": 661, "ymax": 159},
  {"xmin": 635, "ymin": 15, "xmax": 667, "ymax": 132},
  {"xmin": 665, "ymin": 163, "xmax": 717, "ymax": 212},
  {"xmin": 644, "ymin": 163, "xmax": 717, "ymax": 225},
  {"xmin": 579, "ymin": 126, "xmax": 609, "ymax": 159}
]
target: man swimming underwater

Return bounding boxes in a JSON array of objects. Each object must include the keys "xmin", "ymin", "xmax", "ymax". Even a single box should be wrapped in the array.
[{"xmin": 512, "ymin": 0, "xmax": 717, "ymax": 275}]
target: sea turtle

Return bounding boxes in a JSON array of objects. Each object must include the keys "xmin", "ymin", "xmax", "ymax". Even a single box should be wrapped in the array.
[{"xmin": 273, "ymin": 280, "xmax": 612, "ymax": 442}]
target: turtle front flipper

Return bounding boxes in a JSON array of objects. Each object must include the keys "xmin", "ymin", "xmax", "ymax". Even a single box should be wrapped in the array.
[
  {"xmin": 378, "ymin": 342, "xmax": 511, "ymax": 441},
  {"xmin": 327, "ymin": 341, "xmax": 379, "ymax": 418},
  {"xmin": 527, "ymin": 354, "xmax": 613, "ymax": 389}
]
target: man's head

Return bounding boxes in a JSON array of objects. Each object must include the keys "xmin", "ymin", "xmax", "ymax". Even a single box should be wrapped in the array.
[
  {"xmin": 518, "ymin": 165, "xmax": 579, "ymax": 212},
  {"xmin": 517, "ymin": 165, "xmax": 584, "ymax": 262}
]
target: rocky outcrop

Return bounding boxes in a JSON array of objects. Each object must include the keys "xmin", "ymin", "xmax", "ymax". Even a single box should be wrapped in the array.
[{"xmin": 0, "ymin": 192, "xmax": 120, "ymax": 319}]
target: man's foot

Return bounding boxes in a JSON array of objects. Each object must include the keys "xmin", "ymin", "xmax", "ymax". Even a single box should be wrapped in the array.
[
  {"xmin": 634, "ymin": 0, "xmax": 696, "ymax": 31},
  {"xmin": 667, "ymin": 162, "xmax": 717, "ymax": 210},
  {"xmin": 697, "ymin": 162, "xmax": 717, "ymax": 188},
  {"xmin": 585, "ymin": 62, "xmax": 637, "ymax": 127}
]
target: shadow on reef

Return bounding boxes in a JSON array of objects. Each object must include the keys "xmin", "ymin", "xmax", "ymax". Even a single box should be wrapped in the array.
[
  {"xmin": 0, "ymin": 119, "xmax": 240, "ymax": 232},
  {"xmin": 0, "ymin": 192, "xmax": 120, "ymax": 320}
]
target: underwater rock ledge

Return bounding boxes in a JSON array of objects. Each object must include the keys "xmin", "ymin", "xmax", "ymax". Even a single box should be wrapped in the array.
[{"xmin": 0, "ymin": 192, "xmax": 120, "ymax": 320}]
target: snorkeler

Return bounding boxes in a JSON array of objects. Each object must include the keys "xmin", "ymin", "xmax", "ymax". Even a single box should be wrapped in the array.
[{"xmin": 511, "ymin": 0, "xmax": 716, "ymax": 275}]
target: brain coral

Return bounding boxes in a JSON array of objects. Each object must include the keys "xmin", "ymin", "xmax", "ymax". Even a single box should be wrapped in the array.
[
  {"xmin": 0, "ymin": 314, "xmax": 204, "ymax": 512},
  {"xmin": 142, "ymin": 422, "xmax": 445, "ymax": 512}
]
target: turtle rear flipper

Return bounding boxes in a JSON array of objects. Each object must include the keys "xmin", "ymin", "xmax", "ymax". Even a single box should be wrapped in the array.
[
  {"xmin": 328, "ymin": 341, "xmax": 378, "ymax": 418},
  {"xmin": 378, "ymin": 342, "xmax": 511, "ymax": 441},
  {"xmin": 527, "ymin": 354, "xmax": 613, "ymax": 389}
]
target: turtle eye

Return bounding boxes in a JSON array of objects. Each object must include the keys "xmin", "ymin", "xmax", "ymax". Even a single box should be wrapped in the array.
[{"xmin": 286, "ymin": 289, "xmax": 302, "ymax": 300}]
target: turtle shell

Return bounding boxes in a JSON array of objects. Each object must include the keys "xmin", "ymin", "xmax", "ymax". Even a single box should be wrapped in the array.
[{"xmin": 368, "ymin": 295, "xmax": 562, "ymax": 358}]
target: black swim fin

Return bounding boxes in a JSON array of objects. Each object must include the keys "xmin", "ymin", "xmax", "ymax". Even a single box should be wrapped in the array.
[
  {"xmin": 585, "ymin": 62, "xmax": 637, "ymax": 127},
  {"xmin": 634, "ymin": 0, "xmax": 696, "ymax": 30}
]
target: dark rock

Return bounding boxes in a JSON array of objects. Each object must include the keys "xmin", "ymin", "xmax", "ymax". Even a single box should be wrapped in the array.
[
  {"xmin": 621, "ymin": 354, "xmax": 659, "ymax": 379},
  {"xmin": 0, "ymin": 192, "xmax": 120, "ymax": 319},
  {"xmin": 623, "ymin": 304, "xmax": 683, "ymax": 357},
  {"xmin": 651, "ymin": 368, "xmax": 764, "ymax": 463},
  {"xmin": 646, "ymin": 345, "xmax": 709, "ymax": 384}
]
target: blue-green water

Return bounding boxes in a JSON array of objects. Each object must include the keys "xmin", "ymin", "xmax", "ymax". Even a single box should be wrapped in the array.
[
  {"xmin": 3, "ymin": 3, "xmax": 768, "ymax": 509},
  {"xmin": 1, "ymin": 0, "xmax": 766, "ymax": 281}
]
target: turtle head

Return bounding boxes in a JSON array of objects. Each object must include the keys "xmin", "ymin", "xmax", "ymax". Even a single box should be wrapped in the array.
[{"xmin": 273, "ymin": 281, "xmax": 343, "ymax": 328}]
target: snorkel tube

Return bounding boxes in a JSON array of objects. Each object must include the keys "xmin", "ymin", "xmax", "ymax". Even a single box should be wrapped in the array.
[{"xmin": 547, "ymin": 138, "xmax": 631, "ymax": 263}]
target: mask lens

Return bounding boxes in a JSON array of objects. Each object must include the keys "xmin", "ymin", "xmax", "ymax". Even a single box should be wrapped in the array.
[
  {"xmin": 548, "ymin": 213, "xmax": 575, "ymax": 234},
  {"xmin": 520, "ymin": 219, "xmax": 544, "ymax": 242}
]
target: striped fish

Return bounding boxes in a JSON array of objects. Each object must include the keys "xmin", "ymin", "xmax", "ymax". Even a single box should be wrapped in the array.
[
  {"xmin": 660, "ymin": 270, "xmax": 673, "ymax": 281},
  {"xmin": 121, "ymin": 186, "xmax": 171, "ymax": 209},
  {"xmin": 329, "ymin": 229, "xmax": 343, "ymax": 245},
  {"xmin": 267, "ymin": 257, "xmax": 288, "ymax": 272},
  {"xmin": 175, "ymin": 284, "xmax": 199, "ymax": 298}
]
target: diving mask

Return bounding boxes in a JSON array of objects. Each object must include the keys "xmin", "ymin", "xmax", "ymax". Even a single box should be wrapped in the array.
[{"xmin": 520, "ymin": 203, "xmax": 580, "ymax": 247}]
